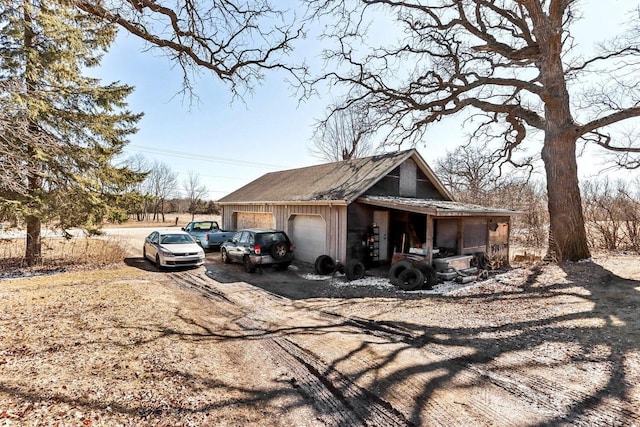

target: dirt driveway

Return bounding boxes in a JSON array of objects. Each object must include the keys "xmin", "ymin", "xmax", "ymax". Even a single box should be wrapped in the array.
[{"xmin": 2, "ymin": 236, "xmax": 640, "ymax": 425}]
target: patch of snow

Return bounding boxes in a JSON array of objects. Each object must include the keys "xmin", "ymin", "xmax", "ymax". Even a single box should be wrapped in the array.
[
  {"xmin": 442, "ymin": 280, "xmax": 490, "ymax": 296},
  {"xmin": 0, "ymin": 229, "xmax": 85, "ymax": 239},
  {"xmin": 300, "ymin": 273, "xmax": 332, "ymax": 281},
  {"xmin": 332, "ymin": 276, "xmax": 394, "ymax": 290},
  {"xmin": 297, "ymin": 266, "xmax": 532, "ymax": 296}
]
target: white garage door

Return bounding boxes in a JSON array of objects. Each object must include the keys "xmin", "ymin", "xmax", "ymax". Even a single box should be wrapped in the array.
[
  {"xmin": 235, "ymin": 212, "xmax": 275, "ymax": 229},
  {"xmin": 291, "ymin": 215, "xmax": 326, "ymax": 264}
]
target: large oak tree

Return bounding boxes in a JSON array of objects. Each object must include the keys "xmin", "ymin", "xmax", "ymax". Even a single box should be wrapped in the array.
[{"xmin": 305, "ymin": 0, "xmax": 640, "ymax": 261}]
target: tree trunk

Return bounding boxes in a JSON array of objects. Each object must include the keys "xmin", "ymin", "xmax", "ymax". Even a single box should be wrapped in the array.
[
  {"xmin": 534, "ymin": 12, "xmax": 591, "ymax": 262},
  {"xmin": 25, "ymin": 215, "xmax": 41, "ymax": 266},
  {"xmin": 542, "ymin": 134, "xmax": 591, "ymax": 262},
  {"xmin": 23, "ymin": 0, "xmax": 42, "ymax": 267}
]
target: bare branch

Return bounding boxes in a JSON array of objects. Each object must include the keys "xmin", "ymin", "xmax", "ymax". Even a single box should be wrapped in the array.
[
  {"xmin": 74, "ymin": 0, "xmax": 307, "ymax": 96},
  {"xmin": 310, "ymin": 101, "xmax": 377, "ymax": 161}
]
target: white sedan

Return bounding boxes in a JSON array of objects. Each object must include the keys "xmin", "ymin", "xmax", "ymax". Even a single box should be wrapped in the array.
[{"xmin": 143, "ymin": 230, "xmax": 205, "ymax": 269}]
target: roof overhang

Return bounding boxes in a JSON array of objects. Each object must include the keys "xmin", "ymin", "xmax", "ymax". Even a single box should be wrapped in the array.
[
  {"xmin": 357, "ymin": 196, "xmax": 519, "ymax": 217},
  {"xmin": 218, "ymin": 200, "xmax": 349, "ymax": 206}
]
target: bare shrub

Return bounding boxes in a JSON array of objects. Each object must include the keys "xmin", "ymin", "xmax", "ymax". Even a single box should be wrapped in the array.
[
  {"xmin": 620, "ymin": 178, "xmax": 640, "ymax": 253},
  {"xmin": 582, "ymin": 178, "xmax": 640, "ymax": 253},
  {"xmin": 497, "ymin": 181, "xmax": 548, "ymax": 249}
]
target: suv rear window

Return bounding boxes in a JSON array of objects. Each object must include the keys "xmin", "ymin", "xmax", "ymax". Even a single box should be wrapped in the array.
[{"xmin": 256, "ymin": 232, "xmax": 288, "ymax": 247}]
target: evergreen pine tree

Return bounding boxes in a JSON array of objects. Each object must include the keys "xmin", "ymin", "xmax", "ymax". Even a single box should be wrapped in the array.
[{"xmin": 0, "ymin": 0, "xmax": 144, "ymax": 265}]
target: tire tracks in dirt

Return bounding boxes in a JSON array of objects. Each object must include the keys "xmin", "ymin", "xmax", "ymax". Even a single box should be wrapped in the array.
[
  {"xmin": 318, "ymin": 311, "xmax": 639, "ymax": 426},
  {"xmin": 169, "ymin": 270, "xmax": 412, "ymax": 426},
  {"xmin": 167, "ymin": 269, "xmax": 638, "ymax": 426},
  {"xmin": 169, "ymin": 270, "xmax": 521, "ymax": 425}
]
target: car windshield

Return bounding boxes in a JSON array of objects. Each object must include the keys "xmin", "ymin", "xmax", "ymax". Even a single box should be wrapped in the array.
[
  {"xmin": 161, "ymin": 234, "xmax": 195, "ymax": 244},
  {"xmin": 256, "ymin": 232, "xmax": 287, "ymax": 246}
]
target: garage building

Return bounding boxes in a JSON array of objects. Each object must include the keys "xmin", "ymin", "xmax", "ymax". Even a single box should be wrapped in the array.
[{"xmin": 218, "ymin": 150, "xmax": 517, "ymax": 267}]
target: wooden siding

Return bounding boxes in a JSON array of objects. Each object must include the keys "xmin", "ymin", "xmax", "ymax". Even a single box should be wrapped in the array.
[
  {"xmin": 364, "ymin": 159, "xmax": 444, "ymax": 200},
  {"xmin": 432, "ymin": 216, "xmax": 511, "ymax": 261},
  {"xmin": 222, "ymin": 204, "xmax": 348, "ymax": 263}
]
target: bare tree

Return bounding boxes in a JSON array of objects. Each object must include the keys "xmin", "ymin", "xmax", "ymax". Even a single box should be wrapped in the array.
[
  {"xmin": 73, "ymin": 0, "xmax": 306, "ymax": 97},
  {"xmin": 582, "ymin": 178, "xmax": 640, "ymax": 253},
  {"xmin": 310, "ymin": 102, "xmax": 376, "ymax": 161},
  {"xmin": 436, "ymin": 145, "xmax": 547, "ymax": 247},
  {"xmin": 183, "ymin": 171, "xmax": 208, "ymax": 221},
  {"xmin": 305, "ymin": 0, "xmax": 640, "ymax": 262},
  {"xmin": 144, "ymin": 161, "xmax": 178, "ymax": 222},
  {"xmin": 436, "ymin": 144, "xmax": 503, "ymax": 202}
]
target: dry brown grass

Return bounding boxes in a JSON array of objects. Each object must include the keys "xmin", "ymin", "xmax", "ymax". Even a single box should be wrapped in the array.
[
  {"xmin": 0, "ymin": 214, "xmax": 221, "ymax": 276},
  {"xmin": 0, "ymin": 268, "xmax": 314, "ymax": 426},
  {"xmin": 2, "ymin": 250, "xmax": 640, "ymax": 425},
  {"xmin": 0, "ymin": 236, "xmax": 128, "ymax": 276}
]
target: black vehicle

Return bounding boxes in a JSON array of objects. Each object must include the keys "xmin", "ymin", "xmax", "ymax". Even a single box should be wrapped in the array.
[{"xmin": 220, "ymin": 229, "xmax": 294, "ymax": 273}]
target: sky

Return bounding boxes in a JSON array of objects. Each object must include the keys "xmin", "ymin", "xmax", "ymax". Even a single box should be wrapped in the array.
[{"xmin": 93, "ymin": 1, "xmax": 635, "ymax": 200}]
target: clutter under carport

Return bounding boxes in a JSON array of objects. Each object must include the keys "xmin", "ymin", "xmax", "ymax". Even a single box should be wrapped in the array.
[
  {"xmin": 313, "ymin": 250, "xmax": 491, "ymax": 291},
  {"xmin": 388, "ymin": 252, "xmax": 490, "ymax": 291}
]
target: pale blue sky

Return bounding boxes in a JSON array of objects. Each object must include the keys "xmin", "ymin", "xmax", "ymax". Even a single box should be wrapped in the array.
[{"xmin": 94, "ymin": 1, "xmax": 633, "ymax": 200}]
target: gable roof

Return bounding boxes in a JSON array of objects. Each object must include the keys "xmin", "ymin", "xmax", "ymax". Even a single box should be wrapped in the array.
[{"xmin": 218, "ymin": 149, "xmax": 454, "ymax": 205}]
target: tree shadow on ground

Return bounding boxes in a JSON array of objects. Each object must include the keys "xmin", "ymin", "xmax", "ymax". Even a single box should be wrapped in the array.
[
  {"xmin": 3, "ymin": 259, "xmax": 639, "ymax": 425},
  {"xmin": 123, "ymin": 256, "xmax": 202, "ymax": 273},
  {"xmin": 116, "ymin": 258, "xmax": 640, "ymax": 424},
  {"xmin": 115, "ymin": 259, "xmax": 640, "ymax": 424},
  {"xmin": 312, "ymin": 261, "xmax": 640, "ymax": 425}
]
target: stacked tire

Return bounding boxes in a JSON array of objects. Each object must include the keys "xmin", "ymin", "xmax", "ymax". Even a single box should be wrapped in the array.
[{"xmin": 389, "ymin": 260, "xmax": 437, "ymax": 291}]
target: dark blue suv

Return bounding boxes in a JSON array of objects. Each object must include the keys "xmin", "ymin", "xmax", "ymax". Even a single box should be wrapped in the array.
[{"xmin": 220, "ymin": 229, "xmax": 294, "ymax": 273}]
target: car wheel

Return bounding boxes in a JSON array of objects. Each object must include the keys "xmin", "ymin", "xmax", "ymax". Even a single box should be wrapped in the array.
[
  {"xmin": 388, "ymin": 260, "xmax": 412, "ymax": 286},
  {"xmin": 142, "ymin": 247, "xmax": 147, "ymax": 261},
  {"xmin": 270, "ymin": 242, "xmax": 288, "ymax": 260},
  {"xmin": 344, "ymin": 259, "xmax": 366, "ymax": 281},
  {"xmin": 417, "ymin": 262, "xmax": 438, "ymax": 290},
  {"xmin": 221, "ymin": 248, "xmax": 231, "ymax": 264},
  {"xmin": 155, "ymin": 254, "xmax": 163, "ymax": 270},
  {"xmin": 314, "ymin": 255, "xmax": 335, "ymax": 275},
  {"xmin": 243, "ymin": 256, "xmax": 256, "ymax": 273},
  {"xmin": 397, "ymin": 268, "xmax": 424, "ymax": 291}
]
